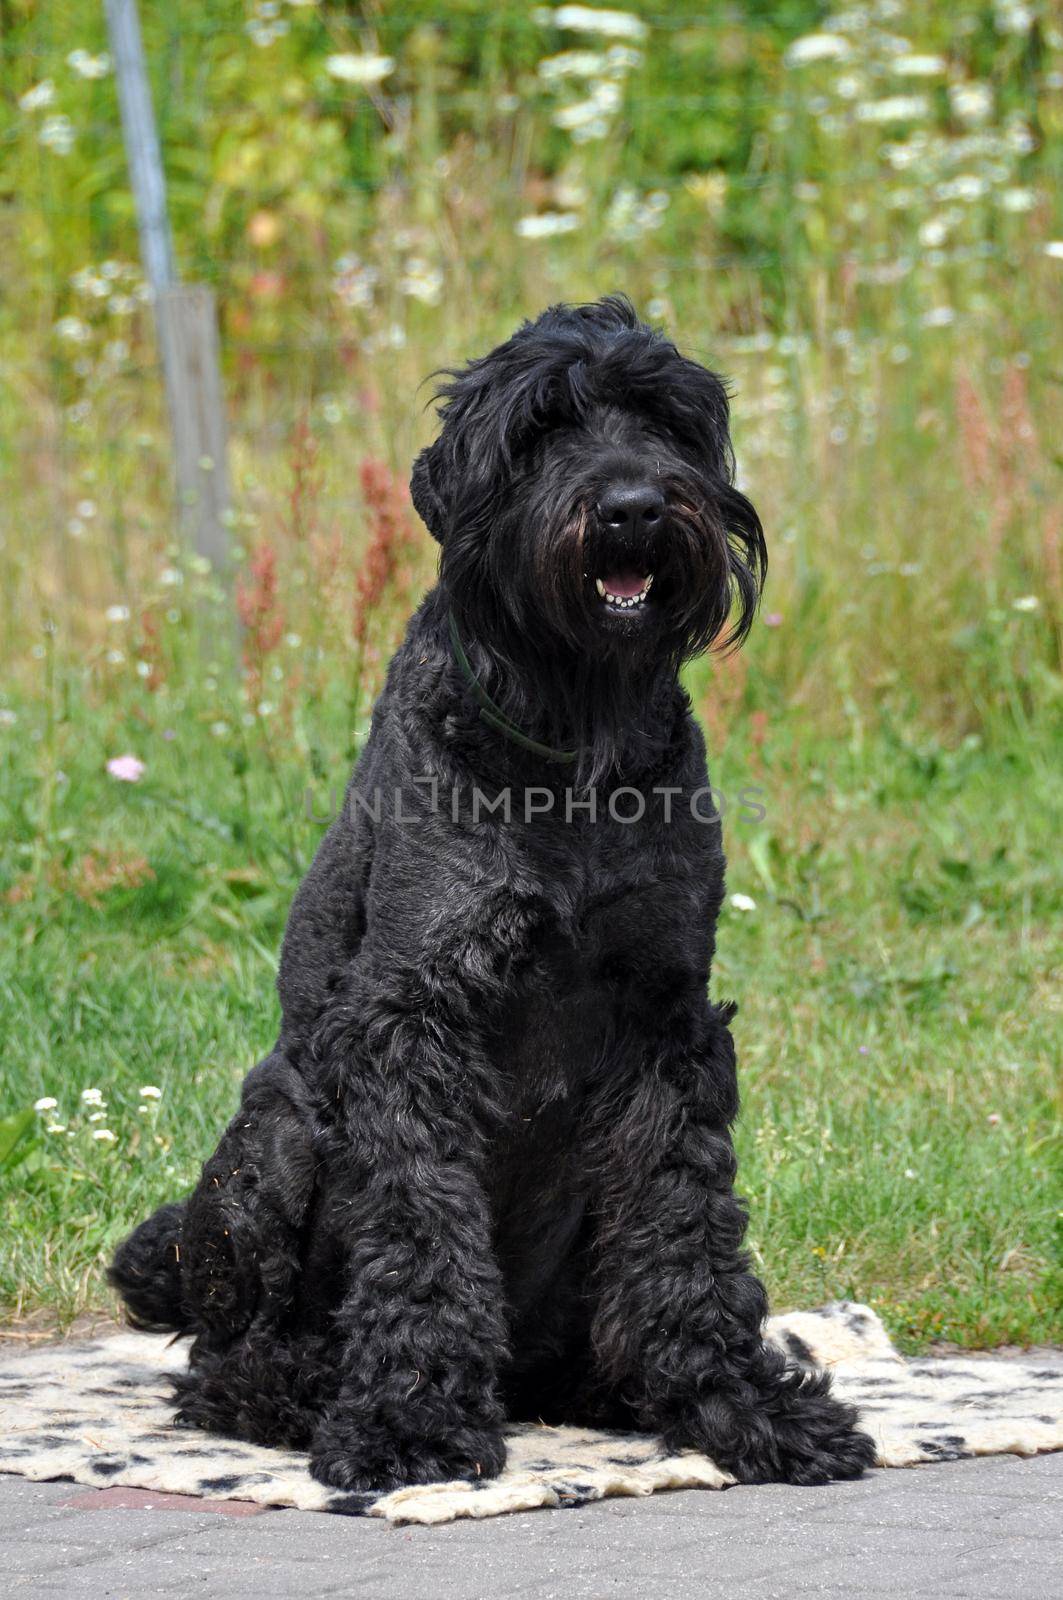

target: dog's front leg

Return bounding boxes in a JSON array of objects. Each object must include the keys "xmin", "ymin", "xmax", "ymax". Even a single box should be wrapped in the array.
[
  {"xmin": 309, "ymin": 973, "xmax": 510, "ymax": 1493},
  {"xmin": 591, "ymin": 1000, "xmax": 876, "ymax": 1486}
]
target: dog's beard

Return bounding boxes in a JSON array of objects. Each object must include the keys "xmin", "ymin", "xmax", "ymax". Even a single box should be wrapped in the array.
[{"xmin": 444, "ymin": 467, "xmax": 754, "ymax": 787}]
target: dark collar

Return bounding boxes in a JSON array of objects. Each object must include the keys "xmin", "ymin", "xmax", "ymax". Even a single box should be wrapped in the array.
[{"xmin": 447, "ymin": 611, "xmax": 580, "ymax": 765}]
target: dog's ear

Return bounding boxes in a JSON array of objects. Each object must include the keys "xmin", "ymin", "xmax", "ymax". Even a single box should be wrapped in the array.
[{"xmin": 410, "ymin": 441, "xmax": 449, "ymax": 544}]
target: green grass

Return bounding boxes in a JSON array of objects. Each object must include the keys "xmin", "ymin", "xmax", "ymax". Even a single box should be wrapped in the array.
[
  {"xmin": 1, "ymin": 678, "xmax": 1059, "ymax": 1350},
  {"xmin": 1, "ymin": 0, "xmax": 1061, "ymax": 1350}
]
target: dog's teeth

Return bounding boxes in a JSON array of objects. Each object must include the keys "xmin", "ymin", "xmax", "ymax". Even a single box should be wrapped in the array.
[{"xmin": 596, "ymin": 577, "xmax": 653, "ymax": 608}]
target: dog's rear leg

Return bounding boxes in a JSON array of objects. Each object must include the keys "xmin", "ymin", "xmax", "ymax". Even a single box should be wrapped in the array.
[
  {"xmin": 110, "ymin": 1051, "xmax": 319, "ymax": 1438},
  {"xmin": 591, "ymin": 998, "xmax": 877, "ymax": 1486}
]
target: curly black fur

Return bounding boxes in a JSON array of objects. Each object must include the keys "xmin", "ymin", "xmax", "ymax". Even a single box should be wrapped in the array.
[{"xmin": 110, "ymin": 297, "xmax": 874, "ymax": 1492}]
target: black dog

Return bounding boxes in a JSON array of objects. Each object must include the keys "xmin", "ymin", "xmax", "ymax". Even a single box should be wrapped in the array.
[{"xmin": 111, "ymin": 297, "xmax": 874, "ymax": 1491}]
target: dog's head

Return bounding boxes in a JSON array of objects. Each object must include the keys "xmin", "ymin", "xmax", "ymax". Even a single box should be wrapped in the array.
[
  {"xmin": 414, "ymin": 297, "xmax": 765, "ymax": 655},
  {"xmin": 413, "ymin": 297, "xmax": 766, "ymax": 774}
]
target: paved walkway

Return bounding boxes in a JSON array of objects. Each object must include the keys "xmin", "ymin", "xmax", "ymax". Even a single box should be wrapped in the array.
[{"xmin": 2, "ymin": 1451, "xmax": 1060, "ymax": 1599}]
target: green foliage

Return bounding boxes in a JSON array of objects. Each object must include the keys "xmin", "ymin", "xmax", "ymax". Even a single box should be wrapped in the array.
[
  {"xmin": 0, "ymin": 671, "xmax": 1060, "ymax": 1348},
  {"xmin": 0, "ymin": 1, "xmax": 1061, "ymax": 1344}
]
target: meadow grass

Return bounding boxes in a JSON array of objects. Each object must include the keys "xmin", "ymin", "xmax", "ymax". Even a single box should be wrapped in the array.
[
  {"xmin": 1, "ymin": 2, "xmax": 1061, "ymax": 1344},
  {"xmin": 1, "ymin": 663, "xmax": 1059, "ymax": 1349}
]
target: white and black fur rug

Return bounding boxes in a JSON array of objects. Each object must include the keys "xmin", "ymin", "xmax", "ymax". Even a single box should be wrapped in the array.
[{"xmin": 0, "ymin": 1304, "xmax": 1059, "ymax": 1525}]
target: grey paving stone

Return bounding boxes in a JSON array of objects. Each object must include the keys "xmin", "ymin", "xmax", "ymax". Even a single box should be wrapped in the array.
[
  {"xmin": 2, "ymin": 1454, "xmax": 1061, "ymax": 1600},
  {"xmin": 0, "ymin": 1477, "xmax": 82, "ymax": 1509},
  {"xmin": 777, "ymin": 1530, "xmax": 1003, "ymax": 1596},
  {"xmin": 946, "ymin": 1543, "xmax": 1063, "ymax": 1600},
  {"xmin": 0, "ymin": 1477, "xmax": 89, "ymax": 1533},
  {"xmin": 895, "ymin": 1452, "xmax": 1062, "ymax": 1498}
]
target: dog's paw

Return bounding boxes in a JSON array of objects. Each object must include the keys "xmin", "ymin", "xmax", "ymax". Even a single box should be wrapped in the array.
[
  {"xmin": 734, "ymin": 1404, "xmax": 877, "ymax": 1487},
  {"xmin": 310, "ymin": 1426, "xmax": 507, "ymax": 1493},
  {"xmin": 667, "ymin": 1374, "xmax": 877, "ymax": 1487}
]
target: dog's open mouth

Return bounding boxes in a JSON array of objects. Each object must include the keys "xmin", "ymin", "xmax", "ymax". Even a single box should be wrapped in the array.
[{"xmin": 593, "ymin": 569, "xmax": 654, "ymax": 613}]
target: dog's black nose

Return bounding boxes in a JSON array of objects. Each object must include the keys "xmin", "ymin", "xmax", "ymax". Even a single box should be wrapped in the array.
[{"xmin": 597, "ymin": 484, "xmax": 664, "ymax": 536}]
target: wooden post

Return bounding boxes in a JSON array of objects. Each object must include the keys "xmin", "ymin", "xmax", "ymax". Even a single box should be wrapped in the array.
[
  {"xmin": 155, "ymin": 286, "xmax": 232, "ymax": 573},
  {"xmin": 104, "ymin": 0, "xmax": 231, "ymax": 577}
]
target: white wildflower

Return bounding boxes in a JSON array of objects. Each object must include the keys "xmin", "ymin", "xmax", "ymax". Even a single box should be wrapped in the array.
[
  {"xmin": 400, "ymin": 258, "xmax": 443, "ymax": 305},
  {"xmin": 994, "ymin": 1, "xmax": 1033, "ymax": 33},
  {"xmin": 515, "ymin": 211, "xmax": 582, "ymax": 238},
  {"xmin": 325, "ymin": 53, "xmax": 394, "ymax": 85},
  {"xmin": 605, "ymin": 185, "xmax": 668, "ymax": 242},
  {"xmin": 936, "ymin": 174, "xmax": 987, "ymax": 202},
  {"xmin": 247, "ymin": 18, "xmax": 289, "ymax": 46},
  {"xmin": 730, "ymin": 893, "xmax": 757, "ymax": 912},
  {"xmin": 553, "ymin": 176, "xmax": 588, "ymax": 208},
  {"xmin": 919, "ymin": 217, "xmax": 952, "ymax": 248},
  {"xmin": 538, "ymin": 49, "xmax": 607, "ymax": 81},
  {"xmin": 34, "ymin": 1097, "xmax": 58, "ymax": 1112},
  {"xmin": 881, "ymin": 138, "xmax": 926, "ymax": 172},
  {"xmin": 553, "ymin": 78, "xmax": 621, "ymax": 133},
  {"xmin": 54, "ymin": 316, "xmax": 90, "ymax": 343},
  {"xmin": 921, "ymin": 306, "xmax": 956, "ymax": 327},
  {"xmin": 67, "ymin": 49, "xmax": 111, "ymax": 79},
  {"xmin": 999, "ymin": 187, "xmax": 1036, "ymax": 212},
  {"xmin": 892, "ymin": 54, "xmax": 946, "ymax": 77},
  {"xmin": 71, "ymin": 266, "xmax": 109, "ymax": 299},
  {"xmin": 105, "ymin": 604, "xmax": 130, "ymax": 623},
  {"xmin": 833, "ymin": 73, "xmax": 866, "ymax": 100},
  {"xmin": 139, "ymin": 1085, "xmax": 163, "ymax": 1099},
  {"xmin": 92, "ymin": 1128, "xmax": 117, "ymax": 1142},
  {"xmin": 39, "ymin": 115, "xmax": 75, "ymax": 154},
  {"xmin": 784, "ymin": 33, "xmax": 851, "ymax": 66},
  {"xmin": 19, "ymin": 80, "xmax": 56, "ymax": 112},
  {"xmin": 332, "ymin": 254, "xmax": 378, "ymax": 310},
  {"xmin": 949, "ymin": 82, "xmax": 993, "ymax": 123},
  {"xmin": 1012, "ymin": 595, "xmax": 1040, "ymax": 612},
  {"xmin": 1042, "ymin": 241, "xmax": 1063, "ymax": 260},
  {"xmin": 542, "ymin": 6, "xmax": 647, "ymax": 41},
  {"xmin": 603, "ymin": 44, "xmax": 641, "ymax": 74},
  {"xmin": 855, "ymin": 95, "xmax": 929, "ymax": 123},
  {"xmin": 46, "ymin": 1124, "xmax": 67, "ymax": 1135},
  {"xmin": 81, "ymin": 1088, "xmax": 105, "ymax": 1106}
]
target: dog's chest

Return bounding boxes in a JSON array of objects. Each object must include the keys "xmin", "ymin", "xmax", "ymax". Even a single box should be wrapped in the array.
[{"xmin": 490, "ymin": 865, "xmax": 700, "ymax": 1114}]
